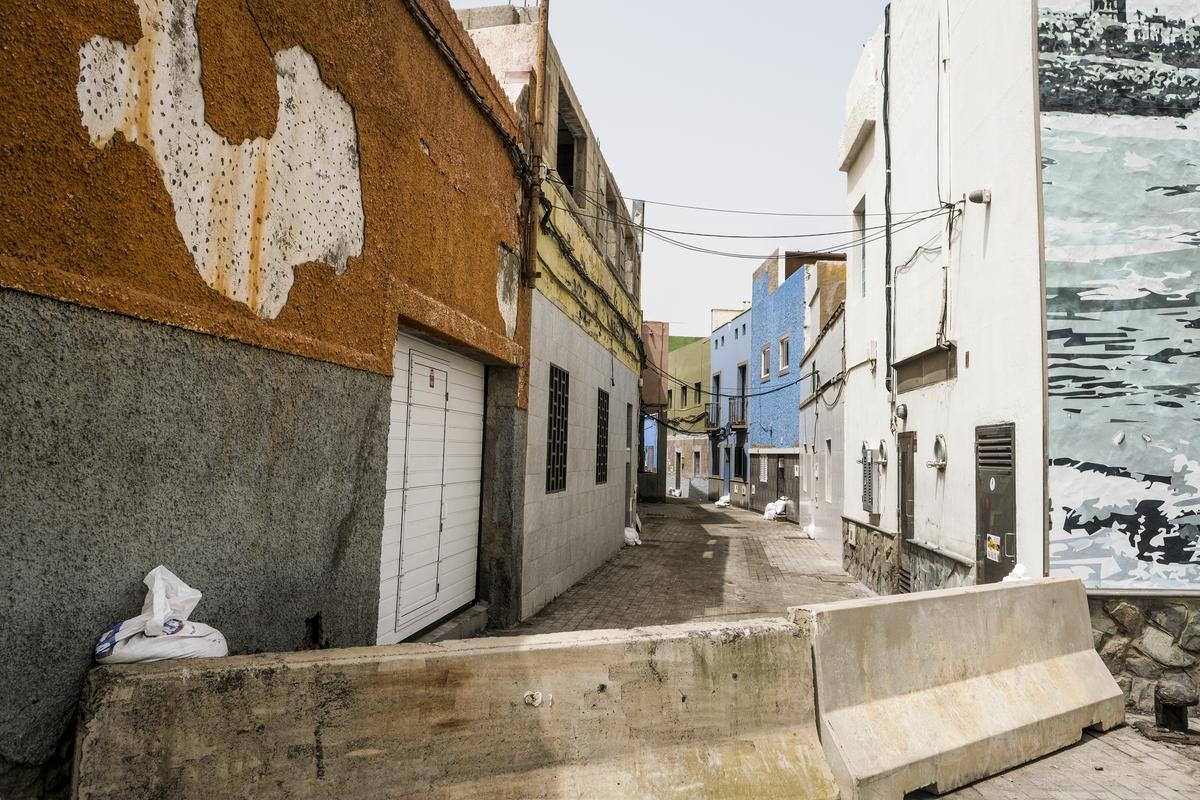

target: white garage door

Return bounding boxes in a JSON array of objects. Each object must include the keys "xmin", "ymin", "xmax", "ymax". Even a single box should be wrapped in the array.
[{"xmin": 376, "ymin": 333, "xmax": 485, "ymax": 644}]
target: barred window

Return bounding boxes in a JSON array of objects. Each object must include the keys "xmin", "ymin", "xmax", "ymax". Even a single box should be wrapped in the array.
[
  {"xmin": 546, "ymin": 364, "xmax": 569, "ymax": 493},
  {"xmin": 596, "ymin": 389, "xmax": 610, "ymax": 484}
]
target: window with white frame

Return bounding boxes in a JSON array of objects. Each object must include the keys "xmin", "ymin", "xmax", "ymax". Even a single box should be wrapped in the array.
[
  {"xmin": 778, "ymin": 336, "xmax": 790, "ymax": 374},
  {"xmin": 760, "ymin": 345, "xmax": 770, "ymax": 380}
]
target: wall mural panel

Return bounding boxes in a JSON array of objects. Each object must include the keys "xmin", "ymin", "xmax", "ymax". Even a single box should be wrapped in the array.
[{"xmin": 1041, "ymin": 0, "xmax": 1200, "ymax": 589}]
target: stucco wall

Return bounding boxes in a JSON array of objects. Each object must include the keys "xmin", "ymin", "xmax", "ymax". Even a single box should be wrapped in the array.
[
  {"xmin": 522, "ymin": 292, "xmax": 638, "ymax": 618},
  {"xmin": 0, "ymin": 290, "xmax": 387, "ymax": 796},
  {"xmin": 840, "ymin": 0, "xmax": 1046, "ymax": 576},
  {"xmin": 0, "ymin": 0, "xmax": 529, "ymax": 377},
  {"xmin": 710, "ymin": 309, "xmax": 752, "ymax": 494},
  {"xmin": 666, "ymin": 434, "xmax": 709, "ymax": 498},
  {"xmin": 799, "ymin": 312, "xmax": 847, "ymax": 555},
  {"xmin": 666, "ymin": 336, "xmax": 711, "ymax": 434},
  {"xmin": 749, "ymin": 255, "xmax": 806, "ymax": 450}
]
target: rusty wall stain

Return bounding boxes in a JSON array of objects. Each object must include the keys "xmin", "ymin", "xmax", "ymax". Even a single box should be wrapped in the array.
[{"xmin": 0, "ymin": 0, "xmax": 530, "ymax": 377}]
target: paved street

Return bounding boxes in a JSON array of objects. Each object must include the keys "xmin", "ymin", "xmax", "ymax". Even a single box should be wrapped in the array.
[
  {"xmin": 498, "ymin": 498, "xmax": 871, "ymax": 635},
  {"xmin": 930, "ymin": 721, "xmax": 1200, "ymax": 800},
  {"xmin": 498, "ymin": 498, "xmax": 1200, "ymax": 799}
]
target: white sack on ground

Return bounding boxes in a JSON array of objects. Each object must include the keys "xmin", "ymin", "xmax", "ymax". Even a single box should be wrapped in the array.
[
  {"xmin": 624, "ymin": 527, "xmax": 642, "ymax": 546},
  {"xmin": 94, "ymin": 565, "xmax": 228, "ymax": 663}
]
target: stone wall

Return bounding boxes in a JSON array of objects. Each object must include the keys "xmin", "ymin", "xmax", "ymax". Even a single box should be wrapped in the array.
[
  {"xmin": 903, "ymin": 541, "xmax": 975, "ymax": 594},
  {"xmin": 1090, "ymin": 597, "xmax": 1200, "ymax": 713},
  {"xmin": 843, "ymin": 519, "xmax": 975, "ymax": 595},
  {"xmin": 843, "ymin": 518, "xmax": 899, "ymax": 594}
]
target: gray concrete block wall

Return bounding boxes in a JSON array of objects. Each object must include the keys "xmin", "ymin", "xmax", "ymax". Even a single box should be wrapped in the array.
[
  {"xmin": 0, "ymin": 291, "xmax": 388, "ymax": 796},
  {"xmin": 522, "ymin": 293, "xmax": 638, "ymax": 619}
]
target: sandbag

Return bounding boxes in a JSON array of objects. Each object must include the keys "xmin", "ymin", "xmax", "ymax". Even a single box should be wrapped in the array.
[{"xmin": 94, "ymin": 565, "xmax": 228, "ymax": 664}]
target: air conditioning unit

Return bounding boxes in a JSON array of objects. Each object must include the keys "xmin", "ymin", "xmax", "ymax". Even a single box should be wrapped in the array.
[{"xmin": 861, "ymin": 442, "xmax": 882, "ymax": 515}]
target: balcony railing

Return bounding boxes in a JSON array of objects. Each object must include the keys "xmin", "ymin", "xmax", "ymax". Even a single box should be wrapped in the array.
[
  {"xmin": 704, "ymin": 402, "xmax": 720, "ymax": 430},
  {"xmin": 729, "ymin": 396, "xmax": 748, "ymax": 428}
]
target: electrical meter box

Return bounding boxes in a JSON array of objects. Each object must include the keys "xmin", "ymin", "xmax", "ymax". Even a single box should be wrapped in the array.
[
  {"xmin": 861, "ymin": 443, "xmax": 882, "ymax": 515},
  {"xmin": 975, "ymin": 423, "xmax": 1016, "ymax": 583}
]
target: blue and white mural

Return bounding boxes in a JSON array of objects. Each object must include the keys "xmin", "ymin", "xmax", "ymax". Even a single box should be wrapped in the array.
[{"xmin": 1041, "ymin": 0, "xmax": 1200, "ymax": 589}]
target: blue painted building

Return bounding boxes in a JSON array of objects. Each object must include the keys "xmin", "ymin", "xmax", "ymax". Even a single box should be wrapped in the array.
[
  {"xmin": 747, "ymin": 252, "xmax": 814, "ymax": 515},
  {"xmin": 707, "ymin": 306, "xmax": 752, "ymax": 504}
]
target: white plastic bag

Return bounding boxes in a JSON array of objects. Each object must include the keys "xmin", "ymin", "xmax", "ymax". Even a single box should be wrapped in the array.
[
  {"xmin": 715, "ymin": 494, "xmax": 731, "ymax": 508},
  {"xmin": 1002, "ymin": 564, "xmax": 1029, "ymax": 583},
  {"xmin": 95, "ymin": 566, "xmax": 228, "ymax": 663},
  {"xmin": 624, "ymin": 527, "xmax": 642, "ymax": 546},
  {"xmin": 763, "ymin": 501, "xmax": 779, "ymax": 521}
]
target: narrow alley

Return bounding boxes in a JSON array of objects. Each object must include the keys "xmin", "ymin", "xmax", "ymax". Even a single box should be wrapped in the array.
[
  {"xmin": 501, "ymin": 499, "xmax": 869, "ymax": 635},
  {"xmin": 6, "ymin": 0, "xmax": 1200, "ymax": 797}
]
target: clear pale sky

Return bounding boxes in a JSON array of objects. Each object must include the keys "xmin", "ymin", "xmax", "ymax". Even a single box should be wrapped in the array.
[{"xmin": 452, "ymin": 0, "xmax": 890, "ymax": 336}]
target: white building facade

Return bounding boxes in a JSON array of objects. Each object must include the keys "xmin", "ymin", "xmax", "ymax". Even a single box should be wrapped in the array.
[
  {"xmin": 840, "ymin": 0, "xmax": 1200, "ymax": 707},
  {"xmin": 840, "ymin": 0, "xmax": 1047, "ymax": 593}
]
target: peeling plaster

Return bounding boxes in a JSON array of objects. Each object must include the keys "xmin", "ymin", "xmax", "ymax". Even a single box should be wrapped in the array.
[
  {"xmin": 77, "ymin": 0, "xmax": 364, "ymax": 319},
  {"xmin": 496, "ymin": 244, "xmax": 520, "ymax": 339}
]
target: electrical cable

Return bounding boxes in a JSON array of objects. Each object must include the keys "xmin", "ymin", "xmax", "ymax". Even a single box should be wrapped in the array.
[
  {"xmin": 643, "ymin": 208, "xmax": 950, "ymax": 261},
  {"xmin": 644, "ymin": 359, "xmax": 814, "ymax": 401},
  {"xmin": 546, "ymin": 172, "xmax": 939, "ymax": 218},
  {"xmin": 547, "ymin": 203, "xmax": 938, "ymax": 241}
]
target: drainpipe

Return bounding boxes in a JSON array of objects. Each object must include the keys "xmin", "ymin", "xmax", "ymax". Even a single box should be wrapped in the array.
[
  {"xmin": 883, "ymin": 4, "xmax": 895, "ymax": 399},
  {"xmin": 523, "ymin": 0, "xmax": 550, "ymax": 286}
]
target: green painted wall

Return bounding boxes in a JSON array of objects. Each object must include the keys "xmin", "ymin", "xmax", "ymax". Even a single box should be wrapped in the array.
[{"xmin": 666, "ymin": 336, "xmax": 711, "ymax": 434}]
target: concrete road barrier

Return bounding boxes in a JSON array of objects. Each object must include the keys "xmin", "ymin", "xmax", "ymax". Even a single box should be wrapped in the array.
[
  {"xmin": 74, "ymin": 619, "xmax": 838, "ymax": 799},
  {"xmin": 791, "ymin": 577, "xmax": 1125, "ymax": 800}
]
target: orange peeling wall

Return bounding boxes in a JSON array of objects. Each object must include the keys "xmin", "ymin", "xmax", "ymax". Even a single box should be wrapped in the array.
[{"xmin": 0, "ymin": 0, "xmax": 530, "ymax": 377}]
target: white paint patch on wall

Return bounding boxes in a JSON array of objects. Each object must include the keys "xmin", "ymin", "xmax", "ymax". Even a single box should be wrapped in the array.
[
  {"xmin": 496, "ymin": 245, "xmax": 520, "ymax": 339},
  {"xmin": 76, "ymin": 0, "xmax": 364, "ymax": 319}
]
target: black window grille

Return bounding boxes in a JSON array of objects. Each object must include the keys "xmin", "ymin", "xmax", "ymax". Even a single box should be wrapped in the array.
[
  {"xmin": 546, "ymin": 365, "xmax": 570, "ymax": 493},
  {"xmin": 596, "ymin": 389, "xmax": 610, "ymax": 484}
]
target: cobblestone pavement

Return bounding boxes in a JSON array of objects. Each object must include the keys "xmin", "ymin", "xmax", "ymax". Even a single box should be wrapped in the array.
[
  {"xmin": 498, "ymin": 498, "xmax": 871, "ymax": 635},
  {"xmin": 925, "ymin": 718, "xmax": 1200, "ymax": 799}
]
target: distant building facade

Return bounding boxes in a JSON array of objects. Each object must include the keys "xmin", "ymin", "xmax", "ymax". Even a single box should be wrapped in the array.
[
  {"xmin": 664, "ymin": 335, "xmax": 711, "ymax": 498},
  {"xmin": 748, "ymin": 252, "xmax": 842, "ymax": 520},
  {"xmin": 1093, "ymin": 0, "xmax": 1127, "ymax": 23},
  {"xmin": 707, "ymin": 307, "xmax": 752, "ymax": 504},
  {"xmin": 639, "ymin": 320, "xmax": 670, "ymax": 502}
]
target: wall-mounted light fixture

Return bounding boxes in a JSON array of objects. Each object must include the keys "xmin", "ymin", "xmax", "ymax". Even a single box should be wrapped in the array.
[{"xmin": 968, "ymin": 189, "xmax": 992, "ymax": 205}]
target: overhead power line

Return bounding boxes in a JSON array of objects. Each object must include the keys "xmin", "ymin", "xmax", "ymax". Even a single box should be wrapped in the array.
[
  {"xmin": 644, "ymin": 208, "xmax": 950, "ymax": 261},
  {"xmin": 548, "ymin": 204, "xmax": 940, "ymax": 241},
  {"xmin": 545, "ymin": 172, "xmax": 936, "ymax": 219},
  {"xmin": 644, "ymin": 359, "xmax": 814, "ymax": 400}
]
